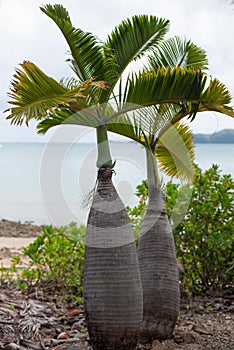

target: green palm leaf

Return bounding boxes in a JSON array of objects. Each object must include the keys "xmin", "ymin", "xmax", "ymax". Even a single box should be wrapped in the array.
[
  {"xmin": 108, "ymin": 113, "xmax": 143, "ymax": 143},
  {"xmin": 164, "ymin": 78, "xmax": 234, "ymax": 125},
  {"xmin": 36, "ymin": 67, "xmax": 205, "ymax": 135},
  {"xmin": 37, "ymin": 102, "xmax": 120, "ymax": 134},
  {"xmin": 156, "ymin": 122, "xmax": 195, "ymax": 181},
  {"xmin": 147, "ymin": 36, "xmax": 208, "ymax": 70},
  {"xmin": 108, "ymin": 73, "xmax": 234, "ymax": 140},
  {"xmin": 105, "ymin": 15, "xmax": 169, "ymax": 76},
  {"xmin": 40, "ymin": 4, "xmax": 116, "ymax": 88},
  {"xmin": 200, "ymin": 78, "xmax": 233, "ymax": 112},
  {"xmin": 119, "ymin": 67, "xmax": 204, "ymax": 113},
  {"xmin": 103, "ymin": 15, "xmax": 169, "ymax": 103},
  {"xmin": 37, "ymin": 108, "xmax": 100, "ymax": 134},
  {"xmin": 109, "ymin": 105, "xmax": 169, "ymax": 141},
  {"xmin": 6, "ymin": 61, "xmax": 105, "ymax": 125}
]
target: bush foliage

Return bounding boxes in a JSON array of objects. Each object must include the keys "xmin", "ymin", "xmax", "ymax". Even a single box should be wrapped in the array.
[
  {"xmin": 0, "ymin": 222, "xmax": 85, "ymax": 302},
  {"xmin": 172, "ymin": 164, "xmax": 233, "ymax": 293}
]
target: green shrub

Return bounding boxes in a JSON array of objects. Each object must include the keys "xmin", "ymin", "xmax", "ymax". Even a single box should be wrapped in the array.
[
  {"xmin": 0, "ymin": 222, "xmax": 86, "ymax": 303},
  {"xmin": 126, "ymin": 180, "xmax": 148, "ymax": 241},
  {"xmin": 171, "ymin": 164, "xmax": 234, "ymax": 294}
]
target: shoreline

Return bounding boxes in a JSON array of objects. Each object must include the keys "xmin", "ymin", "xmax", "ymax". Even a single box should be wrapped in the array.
[
  {"xmin": 0, "ymin": 219, "xmax": 44, "ymax": 238},
  {"xmin": 0, "ymin": 219, "xmax": 43, "ymax": 268}
]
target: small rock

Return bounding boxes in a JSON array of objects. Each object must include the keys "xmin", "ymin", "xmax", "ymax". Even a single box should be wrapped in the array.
[
  {"xmin": 152, "ymin": 344, "xmax": 164, "ymax": 350},
  {"xmin": 193, "ymin": 320, "xmax": 213, "ymax": 335},
  {"xmin": 185, "ymin": 330, "xmax": 202, "ymax": 342},
  {"xmin": 67, "ymin": 308, "xmax": 82, "ymax": 317},
  {"xmin": 161, "ymin": 339, "xmax": 176, "ymax": 350},
  {"xmin": 57, "ymin": 331, "xmax": 69, "ymax": 339},
  {"xmin": 152, "ymin": 339, "xmax": 164, "ymax": 350},
  {"xmin": 177, "ymin": 260, "xmax": 185, "ymax": 273},
  {"xmin": 225, "ymin": 315, "xmax": 232, "ymax": 320},
  {"xmin": 183, "ymin": 345, "xmax": 201, "ymax": 350},
  {"xmin": 138, "ymin": 342, "xmax": 152, "ymax": 349},
  {"xmin": 174, "ymin": 330, "xmax": 201, "ymax": 343},
  {"xmin": 223, "ymin": 299, "xmax": 232, "ymax": 306},
  {"xmin": 174, "ymin": 331, "xmax": 186, "ymax": 343},
  {"xmin": 214, "ymin": 303, "xmax": 223, "ymax": 311},
  {"xmin": 71, "ymin": 318, "xmax": 85, "ymax": 331},
  {"xmin": 5, "ymin": 344, "xmax": 20, "ymax": 350}
]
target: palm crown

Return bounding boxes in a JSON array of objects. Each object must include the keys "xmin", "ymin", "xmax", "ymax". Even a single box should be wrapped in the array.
[{"xmin": 6, "ymin": 4, "xmax": 234, "ymax": 176}]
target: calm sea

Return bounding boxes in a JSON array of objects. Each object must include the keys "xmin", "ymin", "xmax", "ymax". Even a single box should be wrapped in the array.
[{"xmin": 0, "ymin": 142, "xmax": 233, "ymax": 226}]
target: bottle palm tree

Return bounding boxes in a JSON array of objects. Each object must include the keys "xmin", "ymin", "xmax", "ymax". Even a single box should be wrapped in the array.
[
  {"xmin": 4, "ymin": 5, "xmax": 180, "ymax": 350},
  {"xmin": 107, "ymin": 36, "xmax": 234, "ymax": 342},
  {"xmin": 108, "ymin": 94, "xmax": 234, "ymax": 343},
  {"xmin": 6, "ymin": 5, "xmax": 234, "ymax": 349},
  {"xmin": 137, "ymin": 38, "xmax": 234, "ymax": 342},
  {"xmin": 138, "ymin": 123, "xmax": 193, "ymax": 342},
  {"xmin": 108, "ymin": 95, "xmax": 234, "ymax": 344}
]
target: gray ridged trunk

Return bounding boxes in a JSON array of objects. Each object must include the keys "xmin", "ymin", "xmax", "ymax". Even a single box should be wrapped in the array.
[
  {"xmin": 138, "ymin": 188, "xmax": 180, "ymax": 342},
  {"xmin": 84, "ymin": 167, "xmax": 143, "ymax": 350},
  {"xmin": 138, "ymin": 149, "xmax": 180, "ymax": 342}
]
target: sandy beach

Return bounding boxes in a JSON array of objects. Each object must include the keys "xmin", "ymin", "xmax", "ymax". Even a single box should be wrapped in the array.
[
  {"xmin": 0, "ymin": 237, "xmax": 36, "ymax": 267},
  {"xmin": 0, "ymin": 236, "xmax": 36, "ymax": 249},
  {"xmin": 0, "ymin": 219, "xmax": 43, "ymax": 267}
]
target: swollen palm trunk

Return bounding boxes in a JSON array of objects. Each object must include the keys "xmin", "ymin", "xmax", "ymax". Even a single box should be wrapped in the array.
[
  {"xmin": 84, "ymin": 167, "xmax": 143, "ymax": 350},
  {"xmin": 138, "ymin": 187, "xmax": 180, "ymax": 342}
]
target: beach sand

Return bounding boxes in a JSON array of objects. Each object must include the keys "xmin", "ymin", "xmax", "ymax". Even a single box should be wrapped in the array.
[{"xmin": 0, "ymin": 219, "xmax": 43, "ymax": 267}]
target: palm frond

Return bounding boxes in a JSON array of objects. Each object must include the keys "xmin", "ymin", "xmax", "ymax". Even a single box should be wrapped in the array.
[
  {"xmin": 131, "ymin": 105, "xmax": 177, "ymax": 137},
  {"xmin": 108, "ymin": 113, "xmax": 143, "ymax": 143},
  {"xmin": 147, "ymin": 36, "xmax": 208, "ymax": 70},
  {"xmin": 178, "ymin": 77, "xmax": 234, "ymax": 123},
  {"xmin": 107, "ymin": 70, "xmax": 234, "ymax": 145},
  {"xmin": 107, "ymin": 104, "xmax": 186, "ymax": 146},
  {"xmin": 105, "ymin": 15, "xmax": 169, "ymax": 75},
  {"xmin": 109, "ymin": 105, "xmax": 167, "ymax": 139},
  {"xmin": 156, "ymin": 122, "xmax": 195, "ymax": 181},
  {"xmin": 130, "ymin": 106, "xmax": 161, "ymax": 136},
  {"xmin": 37, "ymin": 108, "xmax": 100, "ymax": 134},
  {"xmin": 116, "ymin": 70, "xmax": 234, "ymax": 123},
  {"xmin": 160, "ymin": 76, "xmax": 234, "ymax": 133},
  {"xmin": 37, "ymin": 103, "xmax": 118, "ymax": 134},
  {"xmin": 40, "ymin": 4, "xmax": 117, "ymax": 103},
  {"xmin": 6, "ymin": 61, "xmax": 75, "ymax": 125},
  {"xmin": 147, "ymin": 84, "xmax": 234, "ymax": 142},
  {"xmin": 119, "ymin": 67, "xmax": 204, "ymax": 113},
  {"xmin": 5, "ymin": 61, "xmax": 106, "ymax": 125},
  {"xmin": 199, "ymin": 78, "xmax": 234, "ymax": 116}
]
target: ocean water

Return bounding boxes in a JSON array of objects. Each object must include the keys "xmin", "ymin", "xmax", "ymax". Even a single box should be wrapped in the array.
[{"xmin": 0, "ymin": 142, "xmax": 233, "ymax": 226}]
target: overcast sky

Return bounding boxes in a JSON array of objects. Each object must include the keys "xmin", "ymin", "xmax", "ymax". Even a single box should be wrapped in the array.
[{"xmin": 0, "ymin": 0, "xmax": 234, "ymax": 142}]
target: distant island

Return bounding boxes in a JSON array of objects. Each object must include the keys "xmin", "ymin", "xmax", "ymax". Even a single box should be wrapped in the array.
[
  {"xmin": 0, "ymin": 129, "xmax": 233, "ymax": 145},
  {"xmin": 193, "ymin": 129, "xmax": 234, "ymax": 143}
]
